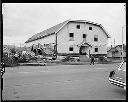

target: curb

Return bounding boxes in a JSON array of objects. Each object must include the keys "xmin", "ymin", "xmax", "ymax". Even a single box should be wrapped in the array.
[
  {"xmin": 19, "ymin": 63, "xmax": 46, "ymax": 66},
  {"xmin": 18, "ymin": 61, "xmax": 121, "ymax": 66}
]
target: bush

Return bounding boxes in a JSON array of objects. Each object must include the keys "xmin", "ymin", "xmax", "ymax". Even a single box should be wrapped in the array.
[
  {"xmin": 61, "ymin": 56, "xmax": 76, "ymax": 62},
  {"xmin": 3, "ymin": 56, "xmax": 19, "ymax": 67},
  {"xmin": 98, "ymin": 56, "xmax": 107, "ymax": 62},
  {"xmin": 17, "ymin": 56, "xmax": 30, "ymax": 63},
  {"xmin": 61, "ymin": 56, "xmax": 70, "ymax": 62}
]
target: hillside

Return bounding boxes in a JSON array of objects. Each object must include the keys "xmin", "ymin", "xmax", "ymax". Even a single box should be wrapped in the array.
[{"xmin": 3, "ymin": 45, "xmax": 25, "ymax": 52}]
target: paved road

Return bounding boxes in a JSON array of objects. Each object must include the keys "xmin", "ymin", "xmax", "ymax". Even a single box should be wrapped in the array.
[{"xmin": 2, "ymin": 63, "xmax": 126, "ymax": 100}]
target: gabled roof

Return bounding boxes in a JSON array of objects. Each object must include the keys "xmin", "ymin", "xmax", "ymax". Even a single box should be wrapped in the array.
[
  {"xmin": 25, "ymin": 20, "xmax": 69, "ymax": 43},
  {"xmin": 107, "ymin": 47, "xmax": 118, "ymax": 52},
  {"xmin": 116, "ymin": 45, "xmax": 126, "ymax": 51},
  {"xmin": 107, "ymin": 44, "xmax": 126, "ymax": 52},
  {"xmin": 25, "ymin": 19, "xmax": 110, "ymax": 43}
]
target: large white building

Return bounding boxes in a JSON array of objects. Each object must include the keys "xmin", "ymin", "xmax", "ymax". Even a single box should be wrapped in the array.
[{"xmin": 25, "ymin": 19, "xmax": 110, "ymax": 58}]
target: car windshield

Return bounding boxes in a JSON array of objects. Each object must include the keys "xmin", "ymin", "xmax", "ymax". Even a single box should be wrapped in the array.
[{"xmin": 119, "ymin": 62, "xmax": 126, "ymax": 71}]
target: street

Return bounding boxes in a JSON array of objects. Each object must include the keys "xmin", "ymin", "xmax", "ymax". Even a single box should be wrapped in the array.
[{"xmin": 2, "ymin": 63, "xmax": 126, "ymax": 100}]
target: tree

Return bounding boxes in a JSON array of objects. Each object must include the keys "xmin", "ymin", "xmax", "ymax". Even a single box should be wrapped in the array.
[{"xmin": 11, "ymin": 48, "xmax": 16, "ymax": 54}]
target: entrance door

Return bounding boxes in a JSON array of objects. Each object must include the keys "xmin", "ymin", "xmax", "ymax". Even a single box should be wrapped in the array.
[
  {"xmin": 79, "ymin": 46, "xmax": 90, "ymax": 61},
  {"xmin": 79, "ymin": 46, "xmax": 87, "ymax": 55}
]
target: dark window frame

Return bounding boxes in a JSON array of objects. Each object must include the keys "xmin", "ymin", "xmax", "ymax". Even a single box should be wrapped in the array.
[
  {"xmin": 94, "ymin": 35, "xmax": 98, "ymax": 41},
  {"xmin": 69, "ymin": 33, "xmax": 74, "ymax": 41},
  {"xmin": 69, "ymin": 47, "xmax": 73, "ymax": 51},
  {"xmin": 89, "ymin": 27, "xmax": 92, "ymax": 30},
  {"xmin": 83, "ymin": 34, "xmax": 87, "ymax": 38},
  {"xmin": 69, "ymin": 33, "xmax": 74, "ymax": 37},
  {"xmin": 95, "ymin": 48, "xmax": 98, "ymax": 52},
  {"xmin": 76, "ymin": 25, "xmax": 80, "ymax": 29}
]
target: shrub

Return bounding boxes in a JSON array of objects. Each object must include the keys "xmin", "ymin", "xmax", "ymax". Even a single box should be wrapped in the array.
[
  {"xmin": 17, "ymin": 56, "xmax": 30, "ymax": 63},
  {"xmin": 61, "ymin": 56, "xmax": 76, "ymax": 62},
  {"xmin": 2, "ymin": 56, "xmax": 19, "ymax": 67},
  {"xmin": 61, "ymin": 56, "xmax": 70, "ymax": 62},
  {"xmin": 98, "ymin": 56, "xmax": 107, "ymax": 62}
]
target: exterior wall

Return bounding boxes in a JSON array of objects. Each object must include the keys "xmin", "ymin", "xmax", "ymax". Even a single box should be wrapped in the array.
[
  {"xmin": 3, "ymin": 47, "xmax": 11, "ymax": 57},
  {"xmin": 107, "ymin": 46, "xmax": 126, "ymax": 58},
  {"xmin": 85, "ymin": 23, "xmax": 108, "ymax": 55},
  {"xmin": 57, "ymin": 22, "xmax": 108, "ymax": 55},
  {"xmin": 25, "ymin": 21, "xmax": 108, "ymax": 56},
  {"xmin": 107, "ymin": 51, "xmax": 112, "ymax": 57},
  {"xmin": 115, "ymin": 46, "xmax": 126, "ymax": 57},
  {"xmin": 25, "ymin": 34, "xmax": 56, "ymax": 47},
  {"xmin": 57, "ymin": 24, "xmax": 70, "ymax": 54}
]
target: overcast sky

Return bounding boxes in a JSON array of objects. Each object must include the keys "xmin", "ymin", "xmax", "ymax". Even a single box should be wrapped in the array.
[{"xmin": 2, "ymin": 3, "xmax": 126, "ymax": 47}]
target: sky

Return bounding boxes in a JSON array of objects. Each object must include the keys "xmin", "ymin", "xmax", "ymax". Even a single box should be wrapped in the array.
[{"xmin": 2, "ymin": 3, "xmax": 126, "ymax": 47}]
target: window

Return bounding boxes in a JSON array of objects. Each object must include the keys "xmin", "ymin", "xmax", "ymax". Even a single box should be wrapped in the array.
[
  {"xmin": 89, "ymin": 27, "xmax": 92, "ymax": 30},
  {"xmin": 94, "ymin": 35, "xmax": 98, "ymax": 41},
  {"xmin": 69, "ymin": 33, "xmax": 74, "ymax": 37},
  {"xmin": 45, "ymin": 44, "xmax": 49, "ymax": 47},
  {"xmin": 83, "ymin": 34, "xmax": 86, "ymax": 38},
  {"xmin": 69, "ymin": 33, "xmax": 74, "ymax": 41},
  {"xmin": 95, "ymin": 48, "xmax": 98, "ymax": 52},
  {"xmin": 69, "ymin": 47, "xmax": 73, "ymax": 51},
  {"xmin": 76, "ymin": 25, "xmax": 80, "ymax": 29}
]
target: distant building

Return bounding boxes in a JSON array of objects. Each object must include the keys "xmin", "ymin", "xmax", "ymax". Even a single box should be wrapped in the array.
[
  {"xmin": 3, "ymin": 46, "xmax": 11, "ymax": 57},
  {"xmin": 107, "ymin": 44, "xmax": 126, "ymax": 58},
  {"xmin": 25, "ymin": 19, "xmax": 110, "ymax": 59}
]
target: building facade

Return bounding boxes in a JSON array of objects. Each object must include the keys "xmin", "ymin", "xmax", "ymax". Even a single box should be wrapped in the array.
[
  {"xmin": 3, "ymin": 46, "xmax": 12, "ymax": 57},
  {"xmin": 25, "ymin": 20, "xmax": 110, "ymax": 58},
  {"xmin": 107, "ymin": 45, "xmax": 126, "ymax": 58}
]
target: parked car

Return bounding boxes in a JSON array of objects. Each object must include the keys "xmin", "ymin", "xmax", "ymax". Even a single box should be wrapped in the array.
[{"xmin": 109, "ymin": 61, "xmax": 126, "ymax": 90}]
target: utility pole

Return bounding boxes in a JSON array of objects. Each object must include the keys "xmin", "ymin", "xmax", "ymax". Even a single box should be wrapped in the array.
[
  {"xmin": 122, "ymin": 26, "xmax": 124, "ymax": 61},
  {"xmin": 121, "ymin": 3, "xmax": 126, "ymax": 61},
  {"xmin": 114, "ymin": 39, "xmax": 115, "ymax": 59},
  {"xmin": 122, "ymin": 26, "xmax": 123, "ymax": 61}
]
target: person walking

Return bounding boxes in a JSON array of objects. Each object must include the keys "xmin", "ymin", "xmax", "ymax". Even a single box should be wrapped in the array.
[{"xmin": 90, "ymin": 55, "xmax": 95, "ymax": 65}]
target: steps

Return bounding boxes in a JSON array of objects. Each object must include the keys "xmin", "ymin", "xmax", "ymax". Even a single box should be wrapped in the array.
[{"xmin": 79, "ymin": 55, "xmax": 90, "ymax": 62}]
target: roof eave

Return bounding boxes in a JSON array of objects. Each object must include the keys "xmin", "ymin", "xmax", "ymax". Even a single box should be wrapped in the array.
[
  {"xmin": 68, "ymin": 20, "xmax": 111, "ymax": 38},
  {"xmin": 99, "ymin": 24, "xmax": 111, "ymax": 38},
  {"xmin": 55, "ymin": 20, "xmax": 70, "ymax": 34},
  {"xmin": 25, "ymin": 32, "xmax": 55, "ymax": 43}
]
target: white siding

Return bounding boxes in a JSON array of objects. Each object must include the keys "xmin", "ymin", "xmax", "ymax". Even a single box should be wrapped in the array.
[
  {"xmin": 57, "ymin": 24, "xmax": 69, "ymax": 53},
  {"xmin": 85, "ymin": 23, "xmax": 108, "ymax": 54},
  {"xmin": 114, "ymin": 46, "xmax": 126, "ymax": 57},
  {"xmin": 57, "ymin": 22, "xmax": 108, "ymax": 54},
  {"xmin": 25, "ymin": 21, "xmax": 108, "ymax": 55}
]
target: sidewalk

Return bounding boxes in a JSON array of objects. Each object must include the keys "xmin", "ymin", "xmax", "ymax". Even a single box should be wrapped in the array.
[
  {"xmin": 19, "ymin": 60, "xmax": 122, "ymax": 66},
  {"xmin": 19, "ymin": 61, "xmax": 97, "ymax": 66},
  {"xmin": 19, "ymin": 62, "xmax": 57, "ymax": 66}
]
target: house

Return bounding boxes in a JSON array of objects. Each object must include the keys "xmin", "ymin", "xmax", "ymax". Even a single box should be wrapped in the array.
[
  {"xmin": 3, "ymin": 46, "xmax": 12, "ymax": 57},
  {"xmin": 107, "ymin": 44, "xmax": 126, "ymax": 58},
  {"xmin": 25, "ymin": 19, "xmax": 110, "ymax": 60}
]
